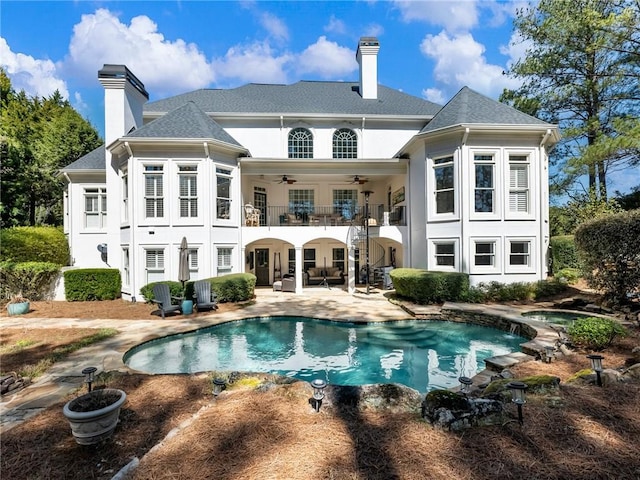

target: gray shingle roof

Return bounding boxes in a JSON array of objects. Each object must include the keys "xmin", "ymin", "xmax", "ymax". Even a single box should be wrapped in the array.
[
  {"xmin": 61, "ymin": 145, "xmax": 105, "ymax": 171},
  {"xmin": 126, "ymin": 101, "xmax": 242, "ymax": 146},
  {"xmin": 144, "ymin": 81, "xmax": 441, "ymax": 117},
  {"xmin": 421, "ymin": 87, "xmax": 551, "ymax": 133}
]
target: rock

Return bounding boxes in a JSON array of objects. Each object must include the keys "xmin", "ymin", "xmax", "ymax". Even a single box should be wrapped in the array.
[
  {"xmin": 421, "ymin": 390, "xmax": 504, "ymax": 431},
  {"xmin": 584, "ymin": 304, "xmax": 601, "ymax": 312},
  {"xmin": 621, "ymin": 363, "xmax": 640, "ymax": 382},
  {"xmin": 601, "ymin": 369, "xmax": 621, "ymax": 386},
  {"xmin": 326, "ymin": 384, "xmax": 423, "ymax": 413},
  {"xmin": 500, "ymin": 369, "xmax": 515, "ymax": 379},
  {"xmin": 632, "ymin": 346, "xmax": 640, "ymax": 362}
]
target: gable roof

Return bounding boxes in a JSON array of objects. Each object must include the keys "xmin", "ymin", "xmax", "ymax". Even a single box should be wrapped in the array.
[
  {"xmin": 61, "ymin": 145, "xmax": 105, "ymax": 172},
  {"xmin": 144, "ymin": 81, "xmax": 441, "ymax": 117},
  {"xmin": 421, "ymin": 87, "xmax": 551, "ymax": 133},
  {"xmin": 125, "ymin": 101, "xmax": 243, "ymax": 146}
]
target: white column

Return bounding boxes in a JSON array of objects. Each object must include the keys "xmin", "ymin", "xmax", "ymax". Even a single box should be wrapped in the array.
[
  {"xmin": 348, "ymin": 245, "xmax": 356, "ymax": 294},
  {"xmin": 295, "ymin": 246, "xmax": 303, "ymax": 293}
]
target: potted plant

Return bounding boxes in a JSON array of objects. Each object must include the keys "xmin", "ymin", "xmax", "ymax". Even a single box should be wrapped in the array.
[
  {"xmin": 63, "ymin": 386, "xmax": 127, "ymax": 445},
  {"xmin": 6, "ymin": 293, "xmax": 30, "ymax": 316}
]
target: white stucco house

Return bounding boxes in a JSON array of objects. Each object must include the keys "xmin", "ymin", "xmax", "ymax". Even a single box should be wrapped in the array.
[{"xmin": 61, "ymin": 37, "xmax": 559, "ymax": 300}]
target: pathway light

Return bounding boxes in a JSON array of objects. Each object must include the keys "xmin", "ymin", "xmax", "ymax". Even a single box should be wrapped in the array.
[
  {"xmin": 311, "ymin": 378, "xmax": 327, "ymax": 412},
  {"xmin": 212, "ymin": 378, "xmax": 226, "ymax": 396},
  {"xmin": 82, "ymin": 366, "xmax": 97, "ymax": 392},
  {"xmin": 458, "ymin": 376, "xmax": 473, "ymax": 395},
  {"xmin": 506, "ymin": 381, "xmax": 528, "ymax": 425},
  {"xmin": 586, "ymin": 354, "xmax": 604, "ymax": 387},
  {"xmin": 544, "ymin": 345, "xmax": 555, "ymax": 363}
]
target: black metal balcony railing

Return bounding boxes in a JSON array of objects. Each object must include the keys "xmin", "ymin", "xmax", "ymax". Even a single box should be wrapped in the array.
[{"xmin": 244, "ymin": 205, "xmax": 405, "ymax": 227}]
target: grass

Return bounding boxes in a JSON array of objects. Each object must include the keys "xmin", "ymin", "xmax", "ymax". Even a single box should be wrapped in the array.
[{"xmin": 14, "ymin": 328, "xmax": 118, "ymax": 379}]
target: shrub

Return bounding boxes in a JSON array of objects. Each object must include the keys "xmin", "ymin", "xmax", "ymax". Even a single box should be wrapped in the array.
[
  {"xmin": 567, "ymin": 317, "xmax": 628, "ymax": 351},
  {"xmin": 574, "ymin": 209, "xmax": 640, "ymax": 304},
  {"xmin": 140, "ymin": 273, "xmax": 256, "ymax": 304},
  {"xmin": 0, "ymin": 226, "xmax": 69, "ymax": 265},
  {"xmin": 139, "ymin": 281, "xmax": 184, "ymax": 302},
  {"xmin": 533, "ymin": 277, "xmax": 569, "ymax": 299},
  {"xmin": 390, "ymin": 268, "xmax": 469, "ymax": 304},
  {"xmin": 64, "ymin": 269, "xmax": 121, "ymax": 301},
  {"xmin": 0, "ymin": 261, "xmax": 61, "ymax": 300},
  {"xmin": 550, "ymin": 235, "xmax": 580, "ymax": 272},
  {"xmin": 553, "ymin": 267, "xmax": 581, "ymax": 284}
]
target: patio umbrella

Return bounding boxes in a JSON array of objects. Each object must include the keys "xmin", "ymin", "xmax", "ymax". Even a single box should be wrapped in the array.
[{"xmin": 178, "ymin": 237, "xmax": 190, "ymax": 289}]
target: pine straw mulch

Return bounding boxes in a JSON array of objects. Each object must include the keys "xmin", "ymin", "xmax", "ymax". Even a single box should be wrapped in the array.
[{"xmin": 1, "ymin": 328, "xmax": 639, "ymax": 480}]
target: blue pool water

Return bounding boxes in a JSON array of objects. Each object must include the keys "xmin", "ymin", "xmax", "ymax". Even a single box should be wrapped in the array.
[{"xmin": 124, "ymin": 317, "xmax": 526, "ymax": 393}]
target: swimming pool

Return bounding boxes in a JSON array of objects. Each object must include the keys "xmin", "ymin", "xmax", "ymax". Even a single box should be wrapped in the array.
[{"xmin": 124, "ymin": 316, "xmax": 526, "ymax": 393}]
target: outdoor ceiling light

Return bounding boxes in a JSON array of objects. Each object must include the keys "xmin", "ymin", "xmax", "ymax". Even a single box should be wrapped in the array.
[
  {"xmin": 587, "ymin": 354, "xmax": 605, "ymax": 387},
  {"xmin": 506, "ymin": 381, "xmax": 528, "ymax": 425},
  {"xmin": 82, "ymin": 366, "xmax": 97, "ymax": 392},
  {"xmin": 311, "ymin": 378, "xmax": 327, "ymax": 412},
  {"xmin": 212, "ymin": 378, "xmax": 226, "ymax": 396},
  {"xmin": 458, "ymin": 376, "xmax": 473, "ymax": 395},
  {"xmin": 544, "ymin": 345, "xmax": 555, "ymax": 363}
]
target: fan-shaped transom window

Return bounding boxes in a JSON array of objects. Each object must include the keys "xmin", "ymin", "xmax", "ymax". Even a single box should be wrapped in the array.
[
  {"xmin": 288, "ymin": 128, "xmax": 313, "ymax": 158},
  {"xmin": 333, "ymin": 128, "xmax": 357, "ymax": 159}
]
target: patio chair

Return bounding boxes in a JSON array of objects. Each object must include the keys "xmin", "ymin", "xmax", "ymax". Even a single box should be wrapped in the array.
[
  {"xmin": 193, "ymin": 280, "xmax": 218, "ymax": 311},
  {"xmin": 151, "ymin": 283, "xmax": 182, "ymax": 319},
  {"xmin": 281, "ymin": 276, "xmax": 296, "ymax": 293}
]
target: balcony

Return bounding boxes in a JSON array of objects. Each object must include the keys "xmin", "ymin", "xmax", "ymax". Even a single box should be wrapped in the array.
[{"xmin": 244, "ymin": 205, "xmax": 405, "ymax": 228}]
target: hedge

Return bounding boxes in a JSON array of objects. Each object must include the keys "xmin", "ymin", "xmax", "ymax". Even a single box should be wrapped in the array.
[
  {"xmin": 141, "ymin": 273, "xmax": 256, "ymax": 304},
  {"xmin": 0, "ymin": 261, "xmax": 61, "ymax": 300},
  {"xmin": 390, "ymin": 268, "xmax": 469, "ymax": 304},
  {"xmin": 64, "ymin": 268, "xmax": 122, "ymax": 301},
  {"xmin": 575, "ymin": 209, "xmax": 640, "ymax": 304},
  {"xmin": 0, "ymin": 226, "xmax": 69, "ymax": 265},
  {"xmin": 550, "ymin": 235, "xmax": 580, "ymax": 273}
]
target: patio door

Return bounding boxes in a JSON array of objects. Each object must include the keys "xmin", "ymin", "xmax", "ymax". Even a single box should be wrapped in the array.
[
  {"xmin": 255, "ymin": 248, "xmax": 270, "ymax": 286},
  {"xmin": 254, "ymin": 188, "xmax": 267, "ymax": 226}
]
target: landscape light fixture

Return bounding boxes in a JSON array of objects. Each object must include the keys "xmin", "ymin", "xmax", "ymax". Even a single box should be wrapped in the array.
[
  {"xmin": 458, "ymin": 376, "xmax": 473, "ymax": 395},
  {"xmin": 212, "ymin": 378, "xmax": 226, "ymax": 396},
  {"xmin": 586, "ymin": 354, "xmax": 605, "ymax": 387},
  {"xmin": 506, "ymin": 381, "xmax": 528, "ymax": 425},
  {"xmin": 82, "ymin": 366, "xmax": 97, "ymax": 392},
  {"xmin": 361, "ymin": 190, "xmax": 374, "ymax": 294},
  {"xmin": 544, "ymin": 345, "xmax": 555, "ymax": 363},
  {"xmin": 311, "ymin": 378, "xmax": 327, "ymax": 412}
]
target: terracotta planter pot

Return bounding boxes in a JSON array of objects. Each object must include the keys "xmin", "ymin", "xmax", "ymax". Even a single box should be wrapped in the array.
[
  {"xmin": 6, "ymin": 301, "xmax": 30, "ymax": 316},
  {"xmin": 62, "ymin": 388, "xmax": 127, "ymax": 445}
]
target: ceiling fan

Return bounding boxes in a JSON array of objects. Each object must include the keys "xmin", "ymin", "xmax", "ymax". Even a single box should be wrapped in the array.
[
  {"xmin": 277, "ymin": 175, "xmax": 297, "ymax": 184},
  {"xmin": 351, "ymin": 175, "xmax": 368, "ymax": 185}
]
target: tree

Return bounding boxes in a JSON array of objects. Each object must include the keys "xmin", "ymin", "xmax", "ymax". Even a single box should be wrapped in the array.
[
  {"xmin": 502, "ymin": 0, "xmax": 640, "ymax": 201},
  {"xmin": 550, "ymin": 188, "xmax": 623, "ymax": 236},
  {"xmin": 0, "ymin": 69, "xmax": 102, "ymax": 227}
]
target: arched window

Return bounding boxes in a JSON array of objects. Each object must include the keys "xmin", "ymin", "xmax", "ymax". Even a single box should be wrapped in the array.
[
  {"xmin": 332, "ymin": 128, "xmax": 357, "ymax": 159},
  {"xmin": 288, "ymin": 128, "xmax": 313, "ymax": 158}
]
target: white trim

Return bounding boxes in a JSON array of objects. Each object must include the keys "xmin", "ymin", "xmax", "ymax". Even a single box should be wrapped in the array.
[
  {"xmin": 428, "ymin": 238, "xmax": 460, "ymax": 272},
  {"xmin": 505, "ymin": 150, "xmax": 536, "ymax": 220},
  {"xmin": 505, "ymin": 237, "xmax": 536, "ymax": 274},
  {"xmin": 469, "ymin": 237, "xmax": 501, "ymax": 274},
  {"xmin": 469, "ymin": 150, "xmax": 500, "ymax": 221},
  {"xmin": 427, "ymin": 153, "xmax": 458, "ymax": 222}
]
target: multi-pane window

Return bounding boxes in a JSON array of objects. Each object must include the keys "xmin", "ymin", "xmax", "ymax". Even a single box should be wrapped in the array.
[
  {"xmin": 333, "ymin": 248, "xmax": 345, "ymax": 271},
  {"xmin": 333, "ymin": 189, "xmax": 358, "ymax": 219},
  {"xmin": 216, "ymin": 167, "xmax": 232, "ymax": 219},
  {"xmin": 121, "ymin": 173, "xmax": 128, "ymax": 223},
  {"xmin": 474, "ymin": 154, "xmax": 494, "ymax": 213},
  {"xmin": 433, "ymin": 156, "xmax": 454, "ymax": 214},
  {"xmin": 509, "ymin": 155, "xmax": 529, "ymax": 214},
  {"xmin": 288, "ymin": 128, "xmax": 313, "ymax": 158},
  {"xmin": 289, "ymin": 189, "xmax": 314, "ymax": 216},
  {"xmin": 474, "ymin": 241, "xmax": 496, "ymax": 267},
  {"xmin": 84, "ymin": 188, "xmax": 107, "ymax": 228},
  {"xmin": 435, "ymin": 242, "xmax": 455, "ymax": 267},
  {"xmin": 332, "ymin": 128, "xmax": 357, "ymax": 159},
  {"xmin": 189, "ymin": 248, "xmax": 199, "ymax": 280},
  {"xmin": 217, "ymin": 247, "xmax": 232, "ymax": 275},
  {"xmin": 145, "ymin": 248, "xmax": 165, "ymax": 283},
  {"xmin": 303, "ymin": 248, "xmax": 316, "ymax": 271},
  {"xmin": 144, "ymin": 165, "xmax": 164, "ymax": 218},
  {"xmin": 288, "ymin": 248, "xmax": 296, "ymax": 275},
  {"xmin": 509, "ymin": 241, "xmax": 531, "ymax": 266},
  {"xmin": 122, "ymin": 247, "xmax": 130, "ymax": 286},
  {"xmin": 179, "ymin": 166, "xmax": 198, "ymax": 218}
]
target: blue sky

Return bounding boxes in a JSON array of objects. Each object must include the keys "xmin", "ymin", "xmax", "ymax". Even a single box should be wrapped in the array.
[{"xmin": 1, "ymin": 0, "xmax": 636, "ymax": 195}]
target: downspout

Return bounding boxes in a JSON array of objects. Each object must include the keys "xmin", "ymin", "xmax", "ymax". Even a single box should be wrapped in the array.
[
  {"xmin": 459, "ymin": 129, "xmax": 468, "ymax": 276},
  {"xmin": 539, "ymin": 129, "xmax": 552, "ymax": 279},
  {"xmin": 124, "ymin": 142, "xmax": 137, "ymax": 300},
  {"xmin": 204, "ymin": 142, "xmax": 213, "ymax": 278},
  {"xmin": 63, "ymin": 172, "xmax": 73, "ymax": 265},
  {"xmin": 361, "ymin": 117, "xmax": 366, "ymax": 156}
]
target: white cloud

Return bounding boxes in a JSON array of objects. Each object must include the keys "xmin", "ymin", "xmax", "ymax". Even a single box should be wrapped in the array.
[
  {"xmin": 420, "ymin": 30, "xmax": 520, "ymax": 99},
  {"xmin": 0, "ymin": 37, "xmax": 69, "ymax": 99},
  {"xmin": 213, "ymin": 41, "xmax": 293, "ymax": 84},
  {"xmin": 422, "ymin": 87, "xmax": 446, "ymax": 104},
  {"xmin": 260, "ymin": 12, "xmax": 289, "ymax": 42},
  {"xmin": 500, "ymin": 31, "xmax": 532, "ymax": 71},
  {"xmin": 64, "ymin": 8, "xmax": 214, "ymax": 96},
  {"xmin": 296, "ymin": 36, "xmax": 358, "ymax": 78},
  {"xmin": 393, "ymin": 0, "xmax": 479, "ymax": 33},
  {"xmin": 363, "ymin": 23, "xmax": 385, "ymax": 37},
  {"xmin": 324, "ymin": 15, "xmax": 347, "ymax": 35}
]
